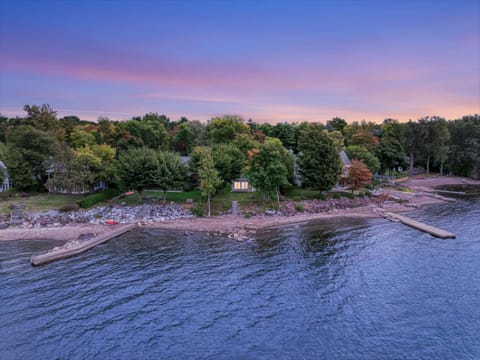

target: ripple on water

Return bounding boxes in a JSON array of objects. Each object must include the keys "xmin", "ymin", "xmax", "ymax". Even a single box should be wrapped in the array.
[{"xmin": 1, "ymin": 198, "xmax": 480, "ymax": 359}]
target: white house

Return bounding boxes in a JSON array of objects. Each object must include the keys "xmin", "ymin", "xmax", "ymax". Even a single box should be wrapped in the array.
[{"xmin": 0, "ymin": 160, "xmax": 11, "ymax": 192}]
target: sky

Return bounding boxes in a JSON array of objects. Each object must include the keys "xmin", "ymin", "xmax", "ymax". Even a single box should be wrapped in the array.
[{"xmin": 0, "ymin": 0, "xmax": 479, "ymax": 123}]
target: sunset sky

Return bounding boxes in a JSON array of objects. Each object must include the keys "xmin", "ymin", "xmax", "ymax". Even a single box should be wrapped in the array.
[{"xmin": 0, "ymin": 0, "xmax": 479, "ymax": 123}]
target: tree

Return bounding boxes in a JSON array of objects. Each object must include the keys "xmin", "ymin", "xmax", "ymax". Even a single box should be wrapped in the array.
[
  {"xmin": 3, "ymin": 149, "xmax": 36, "ymax": 191},
  {"xmin": 345, "ymin": 145, "xmax": 380, "ymax": 174},
  {"xmin": 173, "ymin": 122, "xmax": 194, "ymax": 155},
  {"xmin": 207, "ymin": 115, "xmax": 249, "ymax": 144},
  {"xmin": 297, "ymin": 124, "xmax": 342, "ymax": 191},
  {"xmin": 326, "ymin": 117, "xmax": 347, "ymax": 134},
  {"xmin": 376, "ymin": 138, "xmax": 406, "ymax": 175},
  {"xmin": 23, "ymin": 104, "xmax": 57, "ymax": 132},
  {"xmin": 418, "ymin": 117, "xmax": 449, "ymax": 176},
  {"xmin": 197, "ymin": 148, "xmax": 221, "ymax": 217},
  {"xmin": 157, "ymin": 151, "xmax": 187, "ymax": 201},
  {"xmin": 5, "ymin": 125, "xmax": 55, "ymax": 185},
  {"xmin": 116, "ymin": 147, "xmax": 160, "ymax": 192},
  {"xmin": 448, "ymin": 115, "xmax": 480, "ymax": 178},
  {"xmin": 212, "ymin": 143, "xmax": 244, "ymax": 185},
  {"xmin": 273, "ymin": 122, "xmax": 296, "ymax": 151},
  {"xmin": 401, "ymin": 120, "xmax": 421, "ymax": 176},
  {"xmin": 245, "ymin": 138, "xmax": 290, "ymax": 207},
  {"xmin": 343, "ymin": 160, "xmax": 372, "ymax": 192},
  {"xmin": 327, "ymin": 130, "xmax": 345, "ymax": 152}
]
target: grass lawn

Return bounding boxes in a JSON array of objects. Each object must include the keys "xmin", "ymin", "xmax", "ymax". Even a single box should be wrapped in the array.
[
  {"xmin": 0, "ymin": 193, "xmax": 84, "ymax": 212},
  {"xmin": 283, "ymin": 187, "xmax": 325, "ymax": 200}
]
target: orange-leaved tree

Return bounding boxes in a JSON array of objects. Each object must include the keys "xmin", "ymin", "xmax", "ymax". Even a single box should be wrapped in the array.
[{"xmin": 345, "ymin": 159, "xmax": 372, "ymax": 192}]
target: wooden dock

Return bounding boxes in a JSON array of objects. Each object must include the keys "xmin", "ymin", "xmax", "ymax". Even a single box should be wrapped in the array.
[
  {"xmin": 383, "ymin": 212, "xmax": 455, "ymax": 239},
  {"xmin": 31, "ymin": 224, "xmax": 137, "ymax": 266}
]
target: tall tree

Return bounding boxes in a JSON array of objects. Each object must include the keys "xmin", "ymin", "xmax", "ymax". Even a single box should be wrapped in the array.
[
  {"xmin": 197, "ymin": 148, "xmax": 221, "ymax": 217},
  {"xmin": 157, "ymin": 151, "xmax": 187, "ymax": 201},
  {"xmin": 245, "ymin": 137, "xmax": 290, "ymax": 207},
  {"xmin": 116, "ymin": 147, "xmax": 160, "ymax": 192},
  {"xmin": 297, "ymin": 123, "xmax": 342, "ymax": 191},
  {"xmin": 207, "ymin": 115, "xmax": 249, "ymax": 144},
  {"xmin": 401, "ymin": 120, "xmax": 421, "ymax": 176},
  {"xmin": 345, "ymin": 145, "xmax": 380, "ymax": 174},
  {"xmin": 376, "ymin": 138, "xmax": 406, "ymax": 175}
]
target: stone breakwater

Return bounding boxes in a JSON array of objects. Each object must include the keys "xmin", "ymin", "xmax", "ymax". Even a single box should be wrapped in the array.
[{"xmin": 11, "ymin": 203, "xmax": 193, "ymax": 228}]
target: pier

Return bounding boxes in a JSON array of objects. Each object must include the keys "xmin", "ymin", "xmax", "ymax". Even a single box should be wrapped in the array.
[
  {"xmin": 381, "ymin": 212, "xmax": 455, "ymax": 239},
  {"xmin": 31, "ymin": 224, "xmax": 137, "ymax": 266}
]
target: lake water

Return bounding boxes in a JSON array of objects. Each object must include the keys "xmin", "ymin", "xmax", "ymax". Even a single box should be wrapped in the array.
[{"xmin": 1, "ymin": 192, "xmax": 479, "ymax": 359}]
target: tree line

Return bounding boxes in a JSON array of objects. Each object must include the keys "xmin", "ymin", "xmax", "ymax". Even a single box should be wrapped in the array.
[{"xmin": 0, "ymin": 105, "xmax": 478, "ymax": 207}]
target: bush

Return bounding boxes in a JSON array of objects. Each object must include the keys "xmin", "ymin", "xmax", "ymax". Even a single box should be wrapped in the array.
[
  {"xmin": 319, "ymin": 192, "xmax": 327, "ymax": 201},
  {"xmin": 295, "ymin": 202, "xmax": 305, "ymax": 212},
  {"xmin": 244, "ymin": 212, "xmax": 252, "ymax": 219},
  {"xmin": 191, "ymin": 204, "xmax": 204, "ymax": 217},
  {"xmin": 59, "ymin": 203, "xmax": 80, "ymax": 212},
  {"xmin": 332, "ymin": 192, "xmax": 341, "ymax": 199},
  {"xmin": 365, "ymin": 190, "xmax": 372, "ymax": 197},
  {"xmin": 342, "ymin": 192, "xmax": 355, "ymax": 199},
  {"xmin": 78, "ymin": 189, "xmax": 121, "ymax": 208}
]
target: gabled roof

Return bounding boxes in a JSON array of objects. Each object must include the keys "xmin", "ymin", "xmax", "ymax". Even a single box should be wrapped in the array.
[{"xmin": 339, "ymin": 151, "xmax": 351, "ymax": 166}]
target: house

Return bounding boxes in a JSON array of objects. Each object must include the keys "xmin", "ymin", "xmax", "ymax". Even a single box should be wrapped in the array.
[
  {"xmin": 339, "ymin": 150, "xmax": 352, "ymax": 178},
  {"xmin": 0, "ymin": 160, "xmax": 11, "ymax": 192},
  {"xmin": 231, "ymin": 177, "xmax": 254, "ymax": 192},
  {"xmin": 46, "ymin": 165, "xmax": 106, "ymax": 194}
]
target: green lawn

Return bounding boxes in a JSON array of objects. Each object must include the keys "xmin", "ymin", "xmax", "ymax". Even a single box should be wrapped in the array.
[{"xmin": 0, "ymin": 193, "xmax": 84, "ymax": 212}]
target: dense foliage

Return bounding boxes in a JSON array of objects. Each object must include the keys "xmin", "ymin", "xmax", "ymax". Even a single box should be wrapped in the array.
[{"xmin": 0, "ymin": 105, "xmax": 479, "ymax": 206}]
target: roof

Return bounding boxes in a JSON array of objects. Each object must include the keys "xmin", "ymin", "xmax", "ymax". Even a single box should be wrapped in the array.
[
  {"xmin": 0, "ymin": 160, "xmax": 6, "ymax": 169},
  {"xmin": 339, "ymin": 151, "xmax": 351, "ymax": 166}
]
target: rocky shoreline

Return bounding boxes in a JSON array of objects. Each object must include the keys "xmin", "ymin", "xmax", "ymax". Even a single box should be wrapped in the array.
[{"xmin": 1, "ymin": 176, "xmax": 478, "ymax": 242}]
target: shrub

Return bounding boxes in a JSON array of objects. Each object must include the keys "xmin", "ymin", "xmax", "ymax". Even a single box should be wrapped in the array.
[
  {"xmin": 319, "ymin": 192, "xmax": 327, "ymax": 201},
  {"xmin": 59, "ymin": 203, "xmax": 80, "ymax": 212},
  {"xmin": 191, "ymin": 204, "xmax": 204, "ymax": 217},
  {"xmin": 342, "ymin": 192, "xmax": 355, "ymax": 199},
  {"xmin": 295, "ymin": 202, "xmax": 305, "ymax": 212},
  {"xmin": 244, "ymin": 212, "xmax": 252, "ymax": 219},
  {"xmin": 78, "ymin": 189, "xmax": 121, "ymax": 208},
  {"xmin": 365, "ymin": 190, "xmax": 372, "ymax": 197},
  {"xmin": 332, "ymin": 192, "xmax": 341, "ymax": 199}
]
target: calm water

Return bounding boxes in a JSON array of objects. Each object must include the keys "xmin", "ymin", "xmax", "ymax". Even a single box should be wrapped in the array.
[{"xmin": 1, "ymin": 194, "xmax": 479, "ymax": 359}]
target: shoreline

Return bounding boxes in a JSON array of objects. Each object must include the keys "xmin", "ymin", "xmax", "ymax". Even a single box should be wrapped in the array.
[{"xmin": 1, "ymin": 176, "xmax": 478, "ymax": 242}]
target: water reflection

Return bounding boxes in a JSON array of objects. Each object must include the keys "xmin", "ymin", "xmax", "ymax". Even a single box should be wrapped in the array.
[{"xmin": 1, "ymin": 197, "xmax": 480, "ymax": 359}]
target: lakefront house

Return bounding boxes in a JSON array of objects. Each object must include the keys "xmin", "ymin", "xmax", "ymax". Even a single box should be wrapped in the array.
[{"xmin": 0, "ymin": 160, "xmax": 11, "ymax": 192}]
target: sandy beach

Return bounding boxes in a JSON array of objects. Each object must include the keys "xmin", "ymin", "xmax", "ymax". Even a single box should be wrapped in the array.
[{"xmin": 1, "ymin": 176, "xmax": 478, "ymax": 242}]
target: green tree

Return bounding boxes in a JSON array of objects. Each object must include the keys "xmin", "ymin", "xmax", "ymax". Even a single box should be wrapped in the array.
[
  {"xmin": 207, "ymin": 115, "xmax": 249, "ymax": 144},
  {"xmin": 297, "ymin": 124, "xmax": 342, "ymax": 191},
  {"xmin": 3, "ymin": 149, "xmax": 36, "ymax": 191},
  {"xmin": 173, "ymin": 122, "xmax": 194, "ymax": 155},
  {"xmin": 197, "ymin": 148, "xmax": 221, "ymax": 217},
  {"xmin": 5, "ymin": 125, "xmax": 55, "ymax": 185},
  {"xmin": 401, "ymin": 120, "xmax": 422, "ymax": 176},
  {"xmin": 376, "ymin": 138, "xmax": 407, "ymax": 175},
  {"xmin": 326, "ymin": 117, "xmax": 347, "ymax": 134},
  {"xmin": 23, "ymin": 104, "xmax": 57, "ymax": 132},
  {"xmin": 345, "ymin": 145, "xmax": 381, "ymax": 174},
  {"xmin": 212, "ymin": 143, "xmax": 244, "ymax": 185},
  {"xmin": 116, "ymin": 147, "xmax": 160, "ymax": 192},
  {"xmin": 418, "ymin": 116, "xmax": 450, "ymax": 175},
  {"xmin": 157, "ymin": 151, "xmax": 187, "ymax": 201},
  {"xmin": 245, "ymin": 137, "xmax": 290, "ymax": 207},
  {"xmin": 447, "ymin": 115, "xmax": 480, "ymax": 178}
]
